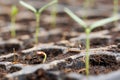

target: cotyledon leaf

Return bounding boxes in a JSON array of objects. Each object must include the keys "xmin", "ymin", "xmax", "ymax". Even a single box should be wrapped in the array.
[
  {"xmin": 20, "ymin": 0, "xmax": 36, "ymax": 13},
  {"xmin": 64, "ymin": 8, "xmax": 87, "ymax": 28},
  {"xmin": 90, "ymin": 15, "xmax": 120, "ymax": 30}
]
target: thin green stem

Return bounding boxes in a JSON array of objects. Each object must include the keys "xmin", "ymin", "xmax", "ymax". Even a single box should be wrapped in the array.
[
  {"xmin": 35, "ymin": 12, "xmax": 40, "ymax": 44},
  {"xmin": 83, "ymin": 0, "xmax": 89, "ymax": 19},
  {"xmin": 51, "ymin": 2, "xmax": 57, "ymax": 28},
  {"xmin": 85, "ymin": 28, "xmax": 90, "ymax": 78},
  {"xmin": 113, "ymin": 0, "xmax": 118, "ymax": 15},
  {"xmin": 84, "ymin": 0, "xmax": 89, "ymax": 9},
  {"xmin": 91, "ymin": 0, "xmax": 95, "ymax": 7},
  {"xmin": 113, "ymin": 0, "xmax": 119, "ymax": 26},
  {"xmin": 11, "ymin": 16, "xmax": 16, "ymax": 38}
]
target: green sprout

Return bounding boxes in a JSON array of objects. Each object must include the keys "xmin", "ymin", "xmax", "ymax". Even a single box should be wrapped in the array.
[
  {"xmin": 51, "ymin": 0, "xmax": 58, "ymax": 28},
  {"xmin": 11, "ymin": 5, "xmax": 18, "ymax": 38},
  {"xmin": 20, "ymin": 0, "xmax": 57, "ymax": 44},
  {"xmin": 64, "ymin": 8, "xmax": 120, "ymax": 78},
  {"xmin": 37, "ymin": 51, "xmax": 47, "ymax": 63}
]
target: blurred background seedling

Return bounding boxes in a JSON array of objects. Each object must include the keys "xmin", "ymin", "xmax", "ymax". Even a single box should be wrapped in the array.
[
  {"xmin": 51, "ymin": 0, "xmax": 58, "ymax": 28},
  {"xmin": 113, "ymin": 0, "xmax": 119, "ymax": 26},
  {"xmin": 20, "ymin": 0, "xmax": 57, "ymax": 44},
  {"xmin": 113, "ymin": 0, "xmax": 119, "ymax": 15},
  {"xmin": 11, "ymin": 5, "xmax": 18, "ymax": 38}
]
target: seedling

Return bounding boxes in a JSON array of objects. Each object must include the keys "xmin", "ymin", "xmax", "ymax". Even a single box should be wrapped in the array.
[
  {"xmin": 37, "ymin": 51, "xmax": 47, "ymax": 63},
  {"xmin": 64, "ymin": 8, "xmax": 120, "ymax": 78},
  {"xmin": 20, "ymin": 0, "xmax": 57, "ymax": 44},
  {"xmin": 11, "ymin": 5, "xmax": 18, "ymax": 38}
]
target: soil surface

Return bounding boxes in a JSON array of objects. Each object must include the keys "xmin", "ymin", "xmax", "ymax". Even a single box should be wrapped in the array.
[{"xmin": 48, "ymin": 54, "xmax": 120, "ymax": 75}]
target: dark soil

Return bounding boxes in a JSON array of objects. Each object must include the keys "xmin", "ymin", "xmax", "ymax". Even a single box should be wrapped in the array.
[
  {"xmin": 0, "ymin": 65, "xmax": 21, "ymax": 80},
  {"xmin": 23, "ymin": 69, "xmax": 58, "ymax": 80},
  {"xmin": 48, "ymin": 54, "xmax": 120, "ymax": 75},
  {"xmin": 0, "ymin": 68, "xmax": 7, "ymax": 80},
  {"xmin": 90, "ymin": 37, "xmax": 110, "ymax": 48},
  {"xmin": 20, "ymin": 69, "xmax": 77, "ymax": 80},
  {"xmin": 1, "ymin": 48, "xmax": 79, "ymax": 65},
  {"xmin": 107, "ymin": 45, "xmax": 120, "ymax": 52}
]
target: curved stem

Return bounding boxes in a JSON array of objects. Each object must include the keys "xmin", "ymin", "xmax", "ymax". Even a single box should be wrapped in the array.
[
  {"xmin": 42, "ymin": 52, "xmax": 47, "ymax": 63},
  {"xmin": 37, "ymin": 51, "xmax": 47, "ymax": 63}
]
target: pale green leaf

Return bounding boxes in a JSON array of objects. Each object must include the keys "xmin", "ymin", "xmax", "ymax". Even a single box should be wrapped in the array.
[
  {"xmin": 20, "ymin": 1, "xmax": 36, "ymax": 13},
  {"xmin": 90, "ymin": 15, "xmax": 120, "ymax": 30},
  {"xmin": 64, "ymin": 8, "xmax": 87, "ymax": 28},
  {"xmin": 39, "ymin": 0, "xmax": 57, "ymax": 13}
]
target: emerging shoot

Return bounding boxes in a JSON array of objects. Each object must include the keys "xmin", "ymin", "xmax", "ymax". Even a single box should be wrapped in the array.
[
  {"xmin": 11, "ymin": 5, "xmax": 18, "ymax": 38},
  {"xmin": 13, "ymin": 48, "xmax": 18, "ymax": 64},
  {"xmin": 64, "ymin": 8, "xmax": 120, "ymax": 78},
  {"xmin": 37, "ymin": 51, "xmax": 47, "ymax": 63},
  {"xmin": 20, "ymin": 0, "xmax": 57, "ymax": 44}
]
